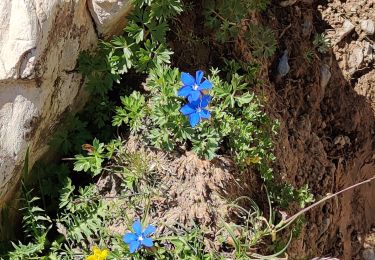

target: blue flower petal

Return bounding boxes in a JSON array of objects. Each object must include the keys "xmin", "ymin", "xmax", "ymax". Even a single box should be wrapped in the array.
[
  {"xmin": 187, "ymin": 90, "xmax": 201, "ymax": 102},
  {"xmin": 195, "ymin": 70, "xmax": 204, "ymax": 84},
  {"xmin": 199, "ymin": 79, "xmax": 212, "ymax": 90},
  {"xmin": 142, "ymin": 237, "xmax": 154, "ymax": 247},
  {"xmin": 200, "ymin": 109, "xmax": 211, "ymax": 119},
  {"xmin": 129, "ymin": 240, "xmax": 141, "ymax": 253},
  {"xmin": 181, "ymin": 72, "xmax": 195, "ymax": 86},
  {"xmin": 143, "ymin": 225, "xmax": 156, "ymax": 236},
  {"xmin": 123, "ymin": 233, "xmax": 137, "ymax": 244},
  {"xmin": 180, "ymin": 104, "xmax": 196, "ymax": 115},
  {"xmin": 189, "ymin": 112, "xmax": 200, "ymax": 127},
  {"xmin": 200, "ymin": 95, "xmax": 212, "ymax": 108},
  {"xmin": 132, "ymin": 220, "xmax": 143, "ymax": 236},
  {"xmin": 177, "ymin": 85, "xmax": 193, "ymax": 97}
]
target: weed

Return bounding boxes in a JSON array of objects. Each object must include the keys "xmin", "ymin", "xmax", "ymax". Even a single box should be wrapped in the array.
[
  {"xmin": 313, "ymin": 33, "xmax": 331, "ymax": 54},
  {"xmin": 304, "ymin": 48, "xmax": 315, "ymax": 64}
]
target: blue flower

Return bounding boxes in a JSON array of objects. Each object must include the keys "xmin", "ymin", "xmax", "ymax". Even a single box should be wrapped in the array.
[
  {"xmin": 180, "ymin": 95, "xmax": 211, "ymax": 127},
  {"xmin": 178, "ymin": 70, "xmax": 213, "ymax": 102},
  {"xmin": 123, "ymin": 220, "xmax": 156, "ymax": 253}
]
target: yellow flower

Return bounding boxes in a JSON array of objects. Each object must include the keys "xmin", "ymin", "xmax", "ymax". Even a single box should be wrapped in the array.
[
  {"xmin": 86, "ymin": 246, "xmax": 109, "ymax": 260},
  {"xmin": 245, "ymin": 156, "xmax": 261, "ymax": 165}
]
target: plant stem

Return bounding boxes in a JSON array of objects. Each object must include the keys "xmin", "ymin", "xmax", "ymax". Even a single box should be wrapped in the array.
[{"xmin": 276, "ymin": 175, "xmax": 375, "ymax": 232}]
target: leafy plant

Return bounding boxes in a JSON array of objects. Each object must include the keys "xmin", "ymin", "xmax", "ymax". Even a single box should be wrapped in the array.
[
  {"xmin": 8, "ymin": 189, "xmax": 51, "ymax": 259},
  {"xmin": 245, "ymin": 24, "xmax": 277, "ymax": 58},
  {"xmin": 73, "ymin": 138, "xmax": 106, "ymax": 176},
  {"xmin": 313, "ymin": 33, "xmax": 331, "ymax": 54},
  {"xmin": 49, "ymin": 114, "xmax": 92, "ymax": 156},
  {"xmin": 113, "ymin": 91, "xmax": 146, "ymax": 132},
  {"xmin": 203, "ymin": 0, "xmax": 274, "ymax": 58}
]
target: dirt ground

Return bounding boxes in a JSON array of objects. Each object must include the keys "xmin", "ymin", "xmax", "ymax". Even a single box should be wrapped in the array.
[
  {"xmin": 101, "ymin": 0, "xmax": 375, "ymax": 258},
  {"xmin": 263, "ymin": 0, "xmax": 375, "ymax": 259},
  {"xmin": 169, "ymin": 0, "xmax": 375, "ymax": 258}
]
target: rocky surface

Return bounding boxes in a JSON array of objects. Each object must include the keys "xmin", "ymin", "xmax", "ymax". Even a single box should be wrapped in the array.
[
  {"xmin": 0, "ymin": 0, "xmax": 130, "ymax": 240},
  {"xmin": 255, "ymin": 0, "xmax": 375, "ymax": 258},
  {"xmin": 88, "ymin": 0, "xmax": 133, "ymax": 37}
]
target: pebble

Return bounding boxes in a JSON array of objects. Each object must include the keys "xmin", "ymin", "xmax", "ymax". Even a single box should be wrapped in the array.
[
  {"xmin": 337, "ymin": 20, "xmax": 355, "ymax": 42},
  {"xmin": 277, "ymin": 50, "xmax": 290, "ymax": 77},
  {"xmin": 279, "ymin": 0, "xmax": 297, "ymax": 7},
  {"xmin": 334, "ymin": 135, "xmax": 350, "ymax": 148},
  {"xmin": 363, "ymin": 41, "xmax": 373, "ymax": 62},
  {"xmin": 360, "ymin": 19, "xmax": 375, "ymax": 35},
  {"xmin": 320, "ymin": 64, "xmax": 331, "ymax": 89},
  {"xmin": 302, "ymin": 18, "xmax": 313, "ymax": 37},
  {"xmin": 362, "ymin": 248, "xmax": 375, "ymax": 260},
  {"xmin": 348, "ymin": 46, "xmax": 364, "ymax": 70}
]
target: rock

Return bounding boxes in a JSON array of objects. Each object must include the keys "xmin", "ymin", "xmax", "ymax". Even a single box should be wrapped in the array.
[
  {"xmin": 348, "ymin": 46, "xmax": 364, "ymax": 71},
  {"xmin": 363, "ymin": 41, "xmax": 373, "ymax": 62},
  {"xmin": 334, "ymin": 135, "xmax": 351, "ymax": 149},
  {"xmin": 302, "ymin": 16, "xmax": 313, "ymax": 37},
  {"xmin": 277, "ymin": 50, "xmax": 290, "ymax": 77},
  {"xmin": 88, "ymin": 0, "xmax": 132, "ymax": 37},
  {"xmin": 320, "ymin": 64, "xmax": 331, "ymax": 89},
  {"xmin": 337, "ymin": 19, "xmax": 355, "ymax": 42},
  {"xmin": 362, "ymin": 248, "xmax": 375, "ymax": 260},
  {"xmin": 0, "ymin": 0, "xmax": 130, "ymax": 240},
  {"xmin": 360, "ymin": 19, "xmax": 375, "ymax": 35},
  {"xmin": 280, "ymin": 0, "xmax": 298, "ymax": 7}
]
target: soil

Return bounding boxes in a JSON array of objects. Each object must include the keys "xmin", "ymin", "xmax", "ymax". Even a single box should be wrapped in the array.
[
  {"xmin": 101, "ymin": 0, "xmax": 375, "ymax": 259},
  {"xmin": 169, "ymin": 0, "xmax": 375, "ymax": 258},
  {"xmin": 262, "ymin": 0, "xmax": 375, "ymax": 259}
]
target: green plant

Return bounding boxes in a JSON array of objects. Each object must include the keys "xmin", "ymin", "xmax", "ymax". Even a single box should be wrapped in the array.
[
  {"xmin": 113, "ymin": 91, "xmax": 147, "ymax": 132},
  {"xmin": 245, "ymin": 24, "xmax": 277, "ymax": 58},
  {"xmin": 313, "ymin": 33, "xmax": 331, "ymax": 54},
  {"xmin": 203, "ymin": 0, "xmax": 275, "ymax": 58},
  {"xmin": 8, "ymin": 188, "xmax": 51, "ymax": 259},
  {"xmin": 304, "ymin": 48, "xmax": 315, "ymax": 64},
  {"xmin": 73, "ymin": 138, "xmax": 107, "ymax": 176},
  {"xmin": 204, "ymin": 0, "xmax": 271, "ymax": 43},
  {"xmin": 49, "ymin": 114, "xmax": 92, "ymax": 156}
]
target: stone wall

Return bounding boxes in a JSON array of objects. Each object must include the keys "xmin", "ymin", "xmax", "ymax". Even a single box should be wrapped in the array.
[{"xmin": 0, "ymin": 0, "xmax": 131, "ymax": 239}]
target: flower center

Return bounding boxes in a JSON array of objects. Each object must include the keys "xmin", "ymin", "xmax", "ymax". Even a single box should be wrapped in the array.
[
  {"xmin": 138, "ymin": 236, "xmax": 144, "ymax": 241},
  {"xmin": 197, "ymin": 107, "xmax": 201, "ymax": 113},
  {"xmin": 193, "ymin": 84, "xmax": 199, "ymax": 90}
]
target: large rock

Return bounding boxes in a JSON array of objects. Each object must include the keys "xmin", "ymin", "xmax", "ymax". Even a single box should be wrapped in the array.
[
  {"xmin": 88, "ymin": 0, "xmax": 133, "ymax": 37},
  {"xmin": 0, "ymin": 0, "xmax": 130, "ymax": 240}
]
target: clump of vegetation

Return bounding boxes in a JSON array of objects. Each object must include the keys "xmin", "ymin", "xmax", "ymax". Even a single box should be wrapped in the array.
[
  {"xmin": 2, "ymin": 0, "xmax": 322, "ymax": 259},
  {"xmin": 313, "ymin": 33, "xmax": 331, "ymax": 54}
]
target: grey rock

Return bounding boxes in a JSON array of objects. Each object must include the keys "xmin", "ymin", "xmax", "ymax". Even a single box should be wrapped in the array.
[
  {"xmin": 320, "ymin": 64, "xmax": 331, "ymax": 89},
  {"xmin": 337, "ymin": 20, "xmax": 355, "ymax": 42},
  {"xmin": 361, "ymin": 19, "xmax": 375, "ymax": 35},
  {"xmin": 362, "ymin": 248, "xmax": 375, "ymax": 260},
  {"xmin": 363, "ymin": 41, "xmax": 373, "ymax": 62},
  {"xmin": 277, "ymin": 50, "xmax": 290, "ymax": 77},
  {"xmin": 302, "ymin": 18, "xmax": 313, "ymax": 37},
  {"xmin": 348, "ymin": 46, "xmax": 364, "ymax": 70}
]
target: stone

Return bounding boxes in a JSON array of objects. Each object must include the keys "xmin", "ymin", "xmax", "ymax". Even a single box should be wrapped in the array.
[
  {"xmin": 363, "ymin": 41, "xmax": 373, "ymax": 62},
  {"xmin": 361, "ymin": 19, "xmax": 375, "ymax": 35},
  {"xmin": 348, "ymin": 46, "xmax": 364, "ymax": 71},
  {"xmin": 362, "ymin": 248, "xmax": 375, "ymax": 260},
  {"xmin": 0, "ymin": 0, "xmax": 130, "ymax": 240},
  {"xmin": 88, "ymin": 0, "xmax": 133, "ymax": 37},
  {"xmin": 320, "ymin": 64, "xmax": 331, "ymax": 89},
  {"xmin": 277, "ymin": 50, "xmax": 290, "ymax": 77},
  {"xmin": 302, "ymin": 16, "xmax": 313, "ymax": 38},
  {"xmin": 337, "ymin": 19, "xmax": 355, "ymax": 42},
  {"xmin": 280, "ymin": 0, "xmax": 297, "ymax": 7}
]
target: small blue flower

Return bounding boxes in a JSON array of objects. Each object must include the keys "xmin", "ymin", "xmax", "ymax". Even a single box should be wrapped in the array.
[
  {"xmin": 178, "ymin": 70, "xmax": 213, "ymax": 102},
  {"xmin": 180, "ymin": 95, "xmax": 211, "ymax": 127},
  {"xmin": 123, "ymin": 220, "xmax": 156, "ymax": 253}
]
